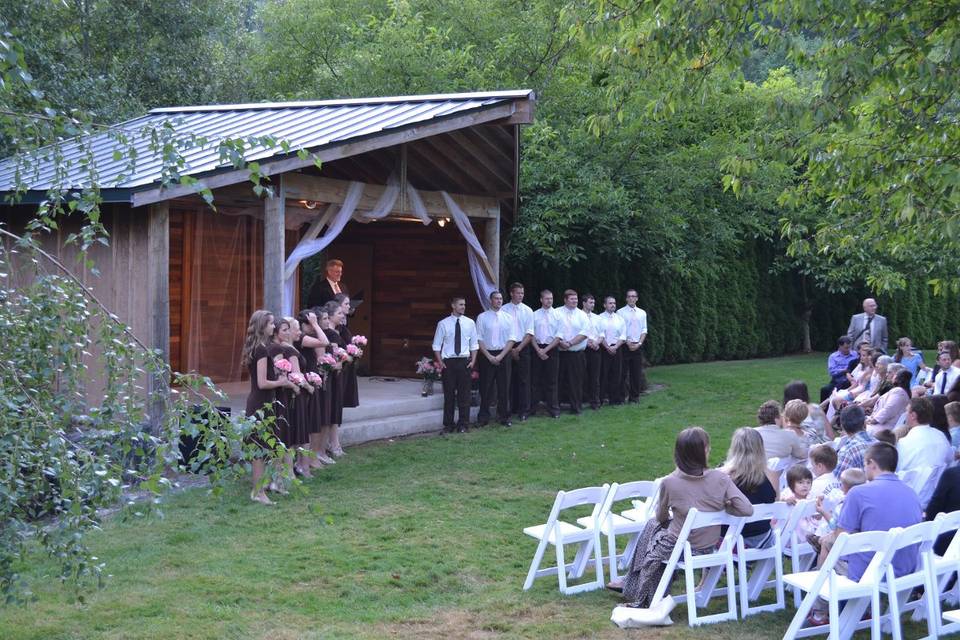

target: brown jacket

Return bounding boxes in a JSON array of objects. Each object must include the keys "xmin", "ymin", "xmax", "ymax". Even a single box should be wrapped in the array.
[{"xmin": 657, "ymin": 468, "xmax": 754, "ymax": 549}]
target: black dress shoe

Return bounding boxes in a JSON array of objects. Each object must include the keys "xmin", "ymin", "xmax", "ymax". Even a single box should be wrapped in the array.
[
  {"xmin": 518, "ymin": 414, "xmax": 528, "ymax": 422},
  {"xmin": 457, "ymin": 425, "xmax": 468, "ymax": 433},
  {"xmin": 500, "ymin": 420, "xmax": 512, "ymax": 427},
  {"xmin": 550, "ymin": 412, "xmax": 560, "ymax": 419}
]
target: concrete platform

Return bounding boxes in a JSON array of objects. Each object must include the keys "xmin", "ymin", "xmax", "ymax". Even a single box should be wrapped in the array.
[{"xmin": 219, "ymin": 377, "xmax": 477, "ymax": 445}]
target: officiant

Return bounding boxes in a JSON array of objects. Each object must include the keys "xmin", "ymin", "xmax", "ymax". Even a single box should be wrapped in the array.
[{"xmin": 307, "ymin": 258, "xmax": 348, "ymax": 308}]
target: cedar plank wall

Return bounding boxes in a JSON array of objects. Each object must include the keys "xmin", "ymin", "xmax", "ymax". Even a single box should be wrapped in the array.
[{"xmin": 331, "ymin": 219, "xmax": 482, "ymax": 378}]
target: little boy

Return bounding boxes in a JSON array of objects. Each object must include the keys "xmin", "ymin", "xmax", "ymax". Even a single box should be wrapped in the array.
[
  {"xmin": 808, "ymin": 444, "xmax": 840, "ymax": 500},
  {"xmin": 808, "ymin": 468, "xmax": 866, "ymax": 566}
]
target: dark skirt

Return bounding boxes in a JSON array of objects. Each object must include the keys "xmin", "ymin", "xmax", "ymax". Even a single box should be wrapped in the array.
[
  {"xmin": 329, "ymin": 370, "xmax": 344, "ymax": 425},
  {"xmin": 244, "ymin": 394, "xmax": 281, "ymax": 451},
  {"xmin": 621, "ymin": 519, "xmax": 714, "ymax": 607},
  {"xmin": 342, "ymin": 361, "xmax": 359, "ymax": 408},
  {"xmin": 273, "ymin": 387, "xmax": 296, "ymax": 448}
]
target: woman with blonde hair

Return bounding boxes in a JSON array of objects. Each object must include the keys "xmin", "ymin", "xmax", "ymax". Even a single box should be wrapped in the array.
[
  {"xmin": 242, "ymin": 310, "xmax": 297, "ymax": 505},
  {"xmin": 721, "ymin": 428, "xmax": 778, "ymax": 548}
]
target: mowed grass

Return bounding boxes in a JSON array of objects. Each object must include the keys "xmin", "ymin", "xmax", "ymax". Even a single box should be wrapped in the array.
[{"xmin": 2, "ymin": 354, "xmax": 924, "ymax": 639}]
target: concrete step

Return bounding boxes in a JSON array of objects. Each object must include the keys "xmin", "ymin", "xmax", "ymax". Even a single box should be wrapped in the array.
[
  {"xmin": 341, "ymin": 392, "xmax": 443, "ymax": 423},
  {"xmin": 339, "ymin": 406, "xmax": 479, "ymax": 446}
]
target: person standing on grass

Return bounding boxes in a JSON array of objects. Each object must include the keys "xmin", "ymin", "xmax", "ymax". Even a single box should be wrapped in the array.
[
  {"xmin": 598, "ymin": 295, "xmax": 626, "ymax": 405},
  {"xmin": 846, "ymin": 297, "xmax": 888, "ymax": 354},
  {"xmin": 476, "ymin": 290, "xmax": 517, "ymax": 427},
  {"xmin": 432, "ymin": 296, "xmax": 478, "ymax": 433},
  {"xmin": 617, "ymin": 289, "xmax": 647, "ymax": 402},
  {"xmin": 581, "ymin": 293, "xmax": 604, "ymax": 411},
  {"xmin": 555, "ymin": 289, "xmax": 589, "ymax": 415},
  {"xmin": 502, "ymin": 282, "xmax": 535, "ymax": 422},
  {"xmin": 531, "ymin": 290, "xmax": 561, "ymax": 418}
]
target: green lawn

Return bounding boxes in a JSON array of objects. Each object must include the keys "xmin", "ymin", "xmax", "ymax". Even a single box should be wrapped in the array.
[{"xmin": 3, "ymin": 354, "xmax": 924, "ymax": 639}]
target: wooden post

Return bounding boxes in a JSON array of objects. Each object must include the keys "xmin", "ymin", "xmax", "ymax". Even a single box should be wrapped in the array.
[
  {"xmin": 484, "ymin": 205, "xmax": 501, "ymax": 288},
  {"xmin": 147, "ymin": 202, "xmax": 170, "ymax": 428},
  {"xmin": 264, "ymin": 175, "xmax": 286, "ymax": 315}
]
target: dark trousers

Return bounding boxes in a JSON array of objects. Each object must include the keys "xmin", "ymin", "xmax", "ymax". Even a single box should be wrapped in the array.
[
  {"xmin": 820, "ymin": 377, "xmax": 851, "ymax": 403},
  {"xmin": 601, "ymin": 347, "xmax": 623, "ymax": 404},
  {"xmin": 442, "ymin": 358, "xmax": 471, "ymax": 429},
  {"xmin": 622, "ymin": 345, "xmax": 646, "ymax": 401},
  {"xmin": 560, "ymin": 350, "xmax": 586, "ymax": 414},
  {"xmin": 532, "ymin": 345, "xmax": 560, "ymax": 416},
  {"xmin": 510, "ymin": 345, "xmax": 532, "ymax": 416},
  {"xmin": 478, "ymin": 349, "xmax": 512, "ymax": 423},
  {"xmin": 583, "ymin": 347, "xmax": 602, "ymax": 409}
]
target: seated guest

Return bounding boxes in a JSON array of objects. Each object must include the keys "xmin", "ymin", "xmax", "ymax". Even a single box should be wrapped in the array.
[
  {"xmin": 614, "ymin": 427, "xmax": 753, "ymax": 604},
  {"xmin": 929, "ymin": 350, "xmax": 960, "ymax": 397},
  {"xmin": 834, "ymin": 404, "xmax": 875, "ymax": 479},
  {"xmin": 722, "ymin": 428, "xmax": 778, "ymax": 548},
  {"xmin": 754, "ymin": 400, "xmax": 808, "ymax": 461},
  {"xmin": 925, "ymin": 459, "xmax": 960, "ymax": 555},
  {"xmin": 784, "ymin": 380, "xmax": 832, "ymax": 441},
  {"xmin": 824, "ymin": 343, "xmax": 874, "ymax": 419},
  {"xmin": 873, "ymin": 429, "xmax": 897, "ymax": 446},
  {"xmin": 893, "ymin": 337, "xmax": 925, "ymax": 387},
  {"xmin": 897, "ymin": 396, "xmax": 953, "ymax": 507},
  {"xmin": 808, "ymin": 445, "xmax": 841, "ymax": 500},
  {"xmin": 853, "ymin": 353, "xmax": 891, "ymax": 410},
  {"xmin": 820, "ymin": 336, "xmax": 860, "ymax": 402},
  {"xmin": 866, "ymin": 369, "xmax": 912, "ymax": 434},
  {"xmin": 781, "ymin": 464, "xmax": 816, "ymax": 540},
  {"xmin": 946, "ymin": 401, "xmax": 960, "ymax": 450},
  {"xmin": 808, "ymin": 468, "xmax": 866, "ymax": 566},
  {"xmin": 783, "ymin": 399, "xmax": 828, "ymax": 446},
  {"xmin": 806, "ymin": 443, "xmax": 921, "ymax": 627}
]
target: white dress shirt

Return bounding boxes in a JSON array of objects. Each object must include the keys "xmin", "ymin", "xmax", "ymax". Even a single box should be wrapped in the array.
[
  {"xmin": 476, "ymin": 309, "xmax": 519, "ymax": 350},
  {"xmin": 932, "ymin": 365, "xmax": 960, "ymax": 396},
  {"xmin": 432, "ymin": 314, "xmax": 479, "ymax": 359},
  {"xmin": 582, "ymin": 312, "xmax": 603, "ymax": 343},
  {"xmin": 501, "ymin": 301, "xmax": 535, "ymax": 342},
  {"xmin": 897, "ymin": 424, "xmax": 953, "ymax": 506},
  {"xmin": 555, "ymin": 306, "xmax": 589, "ymax": 352},
  {"xmin": 532, "ymin": 307, "xmax": 560, "ymax": 345},
  {"xmin": 328, "ymin": 278, "xmax": 342, "ymax": 295},
  {"xmin": 598, "ymin": 311, "xmax": 627, "ymax": 346},
  {"xmin": 617, "ymin": 305, "xmax": 648, "ymax": 343}
]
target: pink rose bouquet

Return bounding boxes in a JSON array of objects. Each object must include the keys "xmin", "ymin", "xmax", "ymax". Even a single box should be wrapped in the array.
[
  {"xmin": 416, "ymin": 356, "xmax": 440, "ymax": 381},
  {"xmin": 306, "ymin": 371, "xmax": 323, "ymax": 386},
  {"xmin": 333, "ymin": 346, "xmax": 350, "ymax": 363},
  {"xmin": 351, "ymin": 335, "xmax": 368, "ymax": 347},
  {"xmin": 288, "ymin": 372, "xmax": 306, "ymax": 386},
  {"xmin": 274, "ymin": 358, "xmax": 293, "ymax": 373},
  {"xmin": 346, "ymin": 344, "xmax": 360, "ymax": 357}
]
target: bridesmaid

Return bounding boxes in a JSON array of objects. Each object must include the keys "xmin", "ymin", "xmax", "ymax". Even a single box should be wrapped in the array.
[
  {"xmin": 322, "ymin": 300, "xmax": 349, "ymax": 459},
  {"xmin": 334, "ymin": 293, "xmax": 360, "ymax": 413},
  {"xmin": 241, "ymin": 310, "xmax": 296, "ymax": 505},
  {"xmin": 281, "ymin": 317, "xmax": 316, "ymax": 480},
  {"xmin": 295, "ymin": 309, "xmax": 329, "ymax": 474},
  {"xmin": 267, "ymin": 318, "xmax": 300, "ymax": 492}
]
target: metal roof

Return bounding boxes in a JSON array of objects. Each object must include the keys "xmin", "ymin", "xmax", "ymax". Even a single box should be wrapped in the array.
[{"xmin": 0, "ymin": 90, "xmax": 533, "ymax": 201}]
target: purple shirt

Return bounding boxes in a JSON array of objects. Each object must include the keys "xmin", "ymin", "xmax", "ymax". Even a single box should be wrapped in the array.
[
  {"xmin": 828, "ymin": 349, "xmax": 859, "ymax": 379},
  {"xmin": 837, "ymin": 473, "xmax": 922, "ymax": 581}
]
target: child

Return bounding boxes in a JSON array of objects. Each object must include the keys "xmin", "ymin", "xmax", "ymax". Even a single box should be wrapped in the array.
[
  {"xmin": 946, "ymin": 401, "xmax": 960, "ymax": 451},
  {"xmin": 808, "ymin": 444, "xmax": 840, "ymax": 500},
  {"xmin": 781, "ymin": 464, "xmax": 816, "ymax": 539},
  {"xmin": 784, "ymin": 399, "xmax": 827, "ymax": 446},
  {"xmin": 808, "ymin": 468, "xmax": 866, "ymax": 565},
  {"xmin": 873, "ymin": 428, "xmax": 897, "ymax": 447}
]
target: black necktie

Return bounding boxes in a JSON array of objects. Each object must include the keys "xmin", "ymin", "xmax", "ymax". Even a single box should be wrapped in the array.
[
  {"xmin": 454, "ymin": 318, "xmax": 462, "ymax": 356},
  {"xmin": 942, "ymin": 373, "xmax": 948, "ymax": 395},
  {"xmin": 865, "ymin": 316, "xmax": 873, "ymax": 338}
]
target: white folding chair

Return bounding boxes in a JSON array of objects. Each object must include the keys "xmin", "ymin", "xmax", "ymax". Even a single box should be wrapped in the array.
[
  {"xmin": 898, "ymin": 465, "xmax": 942, "ymax": 509},
  {"xmin": 877, "ymin": 521, "xmax": 940, "ymax": 640},
  {"xmin": 736, "ymin": 501, "xmax": 791, "ymax": 616},
  {"xmin": 575, "ymin": 479, "xmax": 660, "ymax": 582},
  {"xmin": 522, "ymin": 484, "xmax": 609, "ymax": 594},
  {"xmin": 649, "ymin": 508, "xmax": 746, "ymax": 626},
  {"xmin": 769, "ymin": 456, "xmax": 800, "ymax": 493},
  {"xmin": 781, "ymin": 499, "xmax": 819, "ymax": 606},
  {"xmin": 783, "ymin": 529, "xmax": 899, "ymax": 640},
  {"xmin": 922, "ymin": 509, "xmax": 960, "ymax": 635}
]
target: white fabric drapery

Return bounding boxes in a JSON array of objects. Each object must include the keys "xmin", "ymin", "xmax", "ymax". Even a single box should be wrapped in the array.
[{"xmin": 441, "ymin": 191, "xmax": 498, "ymax": 311}]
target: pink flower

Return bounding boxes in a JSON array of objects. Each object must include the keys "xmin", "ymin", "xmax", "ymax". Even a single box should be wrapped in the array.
[
  {"xmin": 288, "ymin": 372, "xmax": 305, "ymax": 386},
  {"xmin": 321, "ymin": 354, "xmax": 337, "ymax": 366},
  {"xmin": 274, "ymin": 358, "xmax": 292, "ymax": 373},
  {"xmin": 306, "ymin": 371, "xmax": 323, "ymax": 385},
  {"xmin": 351, "ymin": 335, "xmax": 368, "ymax": 347},
  {"xmin": 346, "ymin": 344, "xmax": 360, "ymax": 356}
]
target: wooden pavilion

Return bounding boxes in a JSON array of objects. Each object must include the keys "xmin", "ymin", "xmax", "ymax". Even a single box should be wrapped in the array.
[{"xmin": 0, "ymin": 90, "xmax": 535, "ymax": 384}]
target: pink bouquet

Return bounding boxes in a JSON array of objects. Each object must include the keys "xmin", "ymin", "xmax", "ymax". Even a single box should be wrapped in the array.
[
  {"xmin": 416, "ymin": 356, "xmax": 440, "ymax": 381},
  {"xmin": 346, "ymin": 344, "xmax": 360, "ymax": 357},
  {"xmin": 320, "ymin": 353, "xmax": 338, "ymax": 368},
  {"xmin": 333, "ymin": 346, "xmax": 350, "ymax": 363},
  {"xmin": 351, "ymin": 335, "xmax": 368, "ymax": 347},
  {"xmin": 288, "ymin": 372, "xmax": 306, "ymax": 386},
  {"xmin": 306, "ymin": 371, "xmax": 323, "ymax": 386},
  {"xmin": 274, "ymin": 358, "xmax": 293, "ymax": 373}
]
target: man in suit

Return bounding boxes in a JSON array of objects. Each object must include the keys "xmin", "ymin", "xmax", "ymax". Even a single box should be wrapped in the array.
[
  {"xmin": 846, "ymin": 297, "xmax": 888, "ymax": 353},
  {"xmin": 306, "ymin": 259, "xmax": 348, "ymax": 308}
]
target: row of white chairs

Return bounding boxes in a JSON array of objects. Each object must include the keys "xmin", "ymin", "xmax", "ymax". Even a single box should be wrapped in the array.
[{"xmin": 522, "ymin": 482, "xmax": 960, "ymax": 639}]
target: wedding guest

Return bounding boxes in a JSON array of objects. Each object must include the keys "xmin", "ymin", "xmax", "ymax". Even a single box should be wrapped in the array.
[
  {"xmin": 808, "ymin": 445, "xmax": 841, "ymax": 501},
  {"xmin": 926, "ymin": 450, "xmax": 960, "ymax": 554},
  {"xmin": 754, "ymin": 400, "xmax": 808, "ymax": 460},
  {"xmin": 295, "ymin": 309, "xmax": 329, "ymax": 475},
  {"xmin": 241, "ymin": 310, "xmax": 296, "ymax": 505},
  {"xmin": 613, "ymin": 427, "xmax": 752, "ymax": 604},
  {"xmin": 897, "ymin": 396, "xmax": 953, "ymax": 507},
  {"xmin": 946, "ymin": 401, "xmax": 960, "ymax": 449},
  {"xmin": 820, "ymin": 336, "xmax": 859, "ymax": 402},
  {"xmin": 556, "ymin": 290, "xmax": 589, "ymax": 415},
  {"xmin": 893, "ymin": 337, "xmax": 925, "ymax": 387},
  {"xmin": 783, "ymin": 399, "xmax": 827, "ymax": 446},
  {"xmin": 865, "ymin": 369, "xmax": 912, "ymax": 434},
  {"xmin": 432, "ymin": 296, "xmax": 478, "ymax": 433},
  {"xmin": 834, "ymin": 404, "xmax": 875, "ymax": 478},
  {"xmin": 617, "ymin": 289, "xmax": 648, "ymax": 402},
  {"xmin": 322, "ymin": 300, "xmax": 349, "ymax": 454},
  {"xmin": 333, "ymin": 293, "xmax": 359, "ymax": 415},
  {"xmin": 581, "ymin": 294, "xmax": 604, "ymax": 410},
  {"xmin": 532, "ymin": 290, "xmax": 561, "ymax": 418},
  {"xmin": 476, "ymin": 291, "xmax": 517, "ymax": 427},
  {"xmin": 598, "ymin": 295, "xmax": 626, "ymax": 405},
  {"xmin": 930, "ymin": 351, "xmax": 960, "ymax": 397},
  {"xmin": 783, "ymin": 380, "xmax": 832, "ymax": 441},
  {"xmin": 722, "ymin": 428, "xmax": 778, "ymax": 548},
  {"xmin": 502, "ymin": 282, "xmax": 535, "ymax": 421},
  {"xmin": 846, "ymin": 297, "xmax": 888, "ymax": 353}
]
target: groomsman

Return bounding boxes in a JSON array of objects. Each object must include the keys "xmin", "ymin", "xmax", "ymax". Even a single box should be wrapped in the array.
[
  {"xmin": 556, "ymin": 290, "xmax": 589, "ymax": 414},
  {"xmin": 476, "ymin": 291, "xmax": 518, "ymax": 427},
  {"xmin": 618, "ymin": 289, "xmax": 648, "ymax": 402},
  {"xmin": 503, "ymin": 282, "xmax": 535, "ymax": 421},
  {"xmin": 432, "ymin": 296, "xmax": 478, "ymax": 433},
  {"xmin": 581, "ymin": 294, "xmax": 604, "ymax": 410},
  {"xmin": 598, "ymin": 295, "xmax": 626, "ymax": 404},
  {"xmin": 532, "ymin": 290, "xmax": 561, "ymax": 418}
]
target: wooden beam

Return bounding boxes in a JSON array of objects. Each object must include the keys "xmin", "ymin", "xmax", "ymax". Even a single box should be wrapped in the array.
[
  {"xmin": 146, "ymin": 202, "xmax": 170, "ymax": 427},
  {"xmin": 283, "ymin": 174, "xmax": 499, "ymax": 219},
  {"xmin": 131, "ymin": 101, "xmax": 522, "ymax": 208},
  {"xmin": 263, "ymin": 175, "xmax": 286, "ymax": 315},
  {"xmin": 484, "ymin": 206, "xmax": 501, "ymax": 288}
]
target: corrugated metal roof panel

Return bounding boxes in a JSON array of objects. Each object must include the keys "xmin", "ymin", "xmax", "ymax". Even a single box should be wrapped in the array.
[{"xmin": 0, "ymin": 90, "xmax": 532, "ymax": 196}]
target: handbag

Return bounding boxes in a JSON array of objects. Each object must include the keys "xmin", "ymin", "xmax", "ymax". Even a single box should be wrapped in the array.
[{"xmin": 610, "ymin": 595, "xmax": 676, "ymax": 628}]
